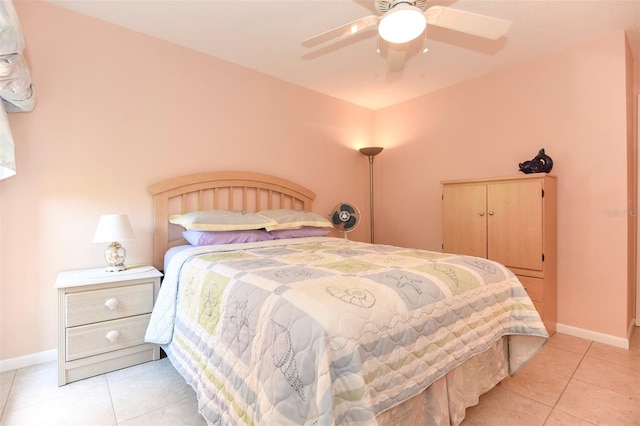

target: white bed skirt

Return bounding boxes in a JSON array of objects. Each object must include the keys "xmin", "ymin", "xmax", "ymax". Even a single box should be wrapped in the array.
[{"xmin": 376, "ymin": 337, "xmax": 508, "ymax": 426}]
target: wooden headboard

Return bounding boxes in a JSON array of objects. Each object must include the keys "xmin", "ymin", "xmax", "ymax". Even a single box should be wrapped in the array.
[{"xmin": 148, "ymin": 171, "xmax": 316, "ymax": 270}]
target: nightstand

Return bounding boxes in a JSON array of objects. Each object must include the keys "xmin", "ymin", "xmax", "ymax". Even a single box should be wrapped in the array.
[{"xmin": 55, "ymin": 265, "xmax": 163, "ymax": 386}]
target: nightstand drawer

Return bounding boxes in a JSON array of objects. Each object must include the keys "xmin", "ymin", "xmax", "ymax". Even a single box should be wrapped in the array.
[
  {"xmin": 518, "ymin": 275, "xmax": 543, "ymax": 302},
  {"xmin": 66, "ymin": 282, "xmax": 154, "ymax": 327},
  {"xmin": 66, "ymin": 314, "xmax": 151, "ymax": 361}
]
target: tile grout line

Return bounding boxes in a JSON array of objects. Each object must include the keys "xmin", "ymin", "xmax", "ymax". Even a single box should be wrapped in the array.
[
  {"xmin": 0, "ymin": 372, "xmax": 16, "ymax": 422},
  {"xmin": 565, "ymin": 340, "xmax": 640, "ymax": 402},
  {"xmin": 544, "ymin": 340, "xmax": 595, "ymax": 425},
  {"xmin": 105, "ymin": 373, "xmax": 120, "ymax": 425}
]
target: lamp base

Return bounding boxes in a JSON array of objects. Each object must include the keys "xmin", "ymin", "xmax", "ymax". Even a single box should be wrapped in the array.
[
  {"xmin": 104, "ymin": 241, "xmax": 127, "ymax": 272},
  {"xmin": 105, "ymin": 264, "xmax": 126, "ymax": 272}
]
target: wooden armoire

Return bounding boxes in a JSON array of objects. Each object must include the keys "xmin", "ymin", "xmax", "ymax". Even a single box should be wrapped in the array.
[{"xmin": 441, "ymin": 174, "xmax": 557, "ymax": 334}]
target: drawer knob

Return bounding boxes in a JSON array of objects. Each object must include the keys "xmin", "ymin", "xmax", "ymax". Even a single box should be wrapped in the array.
[
  {"xmin": 106, "ymin": 330, "xmax": 120, "ymax": 343},
  {"xmin": 104, "ymin": 297, "xmax": 119, "ymax": 310}
]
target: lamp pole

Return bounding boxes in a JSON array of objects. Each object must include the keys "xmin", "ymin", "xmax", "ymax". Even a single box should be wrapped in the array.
[{"xmin": 359, "ymin": 147, "xmax": 383, "ymax": 243}]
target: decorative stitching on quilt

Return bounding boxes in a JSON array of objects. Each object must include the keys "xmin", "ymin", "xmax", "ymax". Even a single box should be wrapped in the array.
[{"xmin": 269, "ymin": 319, "xmax": 306, "ymax": 401}]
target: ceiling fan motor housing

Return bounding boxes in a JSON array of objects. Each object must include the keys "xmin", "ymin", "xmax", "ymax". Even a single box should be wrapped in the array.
[{"xmin": 375, "ymin": 0, "xmax": 427, "ymax": 14}]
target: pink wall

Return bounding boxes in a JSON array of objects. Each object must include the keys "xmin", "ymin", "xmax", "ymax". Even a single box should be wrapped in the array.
[
  {"xmin": 374, "ymin": 31, "xmax": 633, "ymax": 339},
  {"xmin": 0, "ymin": 1, "xmax": 374, "ymax": 360}
]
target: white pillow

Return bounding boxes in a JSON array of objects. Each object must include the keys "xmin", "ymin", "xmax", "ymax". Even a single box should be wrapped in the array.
[
  {"xmin": 169, "ymin": 210, "xmax": 277, "ymax": 231},
  {"xmin": 259, "ymin": 209, "xmax": 332, "ymax": 231}
]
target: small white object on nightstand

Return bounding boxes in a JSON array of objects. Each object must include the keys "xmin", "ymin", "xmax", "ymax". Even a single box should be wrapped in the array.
[{"xmin": 54, "ymin": 265, "xmax": 162, "ymax": 386}]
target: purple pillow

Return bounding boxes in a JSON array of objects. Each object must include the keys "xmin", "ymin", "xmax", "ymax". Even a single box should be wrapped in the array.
[
  {"xmin": 268, "ymin": 226, "xmax": 331, "ymax": 239},
  {"xmin": 182, "ymin": 229, "xmax": 274, "ymax": 246}
]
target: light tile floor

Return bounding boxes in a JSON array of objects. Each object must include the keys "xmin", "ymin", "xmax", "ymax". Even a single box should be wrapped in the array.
[{"xmin": 0, "ymin": 328, "xmax": 638, "ymax": 425}]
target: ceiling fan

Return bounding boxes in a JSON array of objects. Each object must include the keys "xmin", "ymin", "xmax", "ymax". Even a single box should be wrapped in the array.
[{"xmin": 302, "ymin": 0, "xmax": 511, "ymax": 71}]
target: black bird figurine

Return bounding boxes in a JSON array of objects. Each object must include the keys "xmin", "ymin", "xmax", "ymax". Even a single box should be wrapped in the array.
[{"xmin": 519, "ymin": 149, "xmax": 553, "ymax": 174}]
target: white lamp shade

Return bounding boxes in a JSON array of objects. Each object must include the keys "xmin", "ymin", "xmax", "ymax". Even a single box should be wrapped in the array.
[
  {"xmin": 93, "ymin": 214, "xmax": 135, "ymax": 243},
  {"xmin": 378, "ymin": 4, "xmax": 427, "ymax": 44}
]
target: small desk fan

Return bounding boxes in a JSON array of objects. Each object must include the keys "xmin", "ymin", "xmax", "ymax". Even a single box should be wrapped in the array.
[{"xmin": 330, "ymin": 202, "xmax": 360, "ymax": 239}]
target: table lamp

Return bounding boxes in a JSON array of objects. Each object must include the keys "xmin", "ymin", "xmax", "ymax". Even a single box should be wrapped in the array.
[{"xmin": 93, "ymin": 214, "xmax": 135, "ymax": 272}]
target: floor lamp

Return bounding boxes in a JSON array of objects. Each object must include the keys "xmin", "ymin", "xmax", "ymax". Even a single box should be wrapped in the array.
[{"xmin": 359, "ymin": 147, "xmax": 383, "ymax": 243}]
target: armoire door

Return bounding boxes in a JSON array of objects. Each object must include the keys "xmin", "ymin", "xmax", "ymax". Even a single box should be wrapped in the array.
[
  {"xmin": 487, "ymin": 180, "xmax": 543, "ymax": 271},
  {"xmin": 442, "ymin": 183, "xmax": 487, "ymax": 258}
]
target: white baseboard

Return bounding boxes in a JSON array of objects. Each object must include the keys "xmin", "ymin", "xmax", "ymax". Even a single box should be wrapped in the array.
[
  {"xmin": 556, "ymin": 323, "xmax": 630, "ymax": 349},
  {"xmin": 0, "ymin": 349, "xmax": 57, "ymax": 373}
]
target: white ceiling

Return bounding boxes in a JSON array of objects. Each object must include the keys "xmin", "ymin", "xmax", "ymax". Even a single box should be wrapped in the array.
[{"xmin": 47, "ymin": 0, "xmax": 640, "ymax": 110}]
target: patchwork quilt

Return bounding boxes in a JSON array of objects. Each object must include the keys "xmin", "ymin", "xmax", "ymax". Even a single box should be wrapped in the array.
[{"xmin": 145, "ymin": 237, "xmax": 548, "ymax": 425}]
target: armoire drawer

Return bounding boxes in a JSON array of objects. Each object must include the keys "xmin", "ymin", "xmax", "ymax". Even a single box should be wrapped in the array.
[{"xmin": 518, "ymin": 275, "xmax": 543, "ymax": 303}]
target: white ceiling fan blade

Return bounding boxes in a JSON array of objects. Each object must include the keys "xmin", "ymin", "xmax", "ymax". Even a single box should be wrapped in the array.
[
  {"xmin": 425, "ymin": 6, "xmax": 511, "ymax": 40},
  {"xmin": 387, "ymin": 46, "xmax": 406, "ymax": 72},
  {"xmin": 301, "ymin": 15, "xmax": 379, "ymax": 47}
]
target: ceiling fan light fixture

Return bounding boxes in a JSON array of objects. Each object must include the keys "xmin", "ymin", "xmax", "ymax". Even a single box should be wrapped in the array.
[{"xmin": 378, "ymin": 4, "xmax": 426, "ymax": 44}]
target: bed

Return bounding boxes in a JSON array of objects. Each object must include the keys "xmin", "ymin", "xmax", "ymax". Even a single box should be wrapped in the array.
[{"xmin": 145, "ymin": 170, "xmax": 548, "ymax": 425}]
